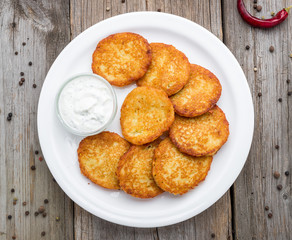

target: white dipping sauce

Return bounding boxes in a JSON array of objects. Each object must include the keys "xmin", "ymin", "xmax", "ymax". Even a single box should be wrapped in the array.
[{"xmin": 58, "ymin": 75, "xmax": 114, "ymax": 134}]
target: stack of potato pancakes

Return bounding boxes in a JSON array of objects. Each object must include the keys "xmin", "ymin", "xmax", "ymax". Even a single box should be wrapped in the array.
[{"xmin": 78, "ymin": 32, "xmax": 229, "ymax": 198}]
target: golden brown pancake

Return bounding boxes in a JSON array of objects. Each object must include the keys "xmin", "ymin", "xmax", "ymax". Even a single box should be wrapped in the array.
[
  {"xmin": 78, "ymin": 132, "xmax": 131, "ymax": 189},
  {"xmin": 120, "ymin": 86, "xmax": 174, "ymax": 145},
  {"xmin": 169, "ymin": 105, "xmax": 229, "ymax": 157},
  {"xmin": 117, "ymin": 140, "xmax": 163, "ymax": 198},
  {"xmin": 153, "ymin": 138, "xmax": 213, "ymax": 195},
  {"xmin": 92, "ymin": 32, "xmax": 152, "ymax": 87},
  {"xmin": 171, "ymin": 64, "xmax": 222, "ymax": 117},
  {"xmin": 137, "ymin": 43, "xmax": 190, "ymax": 96}
]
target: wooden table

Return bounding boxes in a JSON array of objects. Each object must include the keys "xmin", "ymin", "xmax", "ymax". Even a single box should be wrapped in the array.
[{"xmin": 1, "ymin": 0, "xmax": 291, "ymax": 239}]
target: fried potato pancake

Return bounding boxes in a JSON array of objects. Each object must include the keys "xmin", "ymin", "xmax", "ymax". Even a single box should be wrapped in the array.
[
  {"xmin": 117, "ymin": 140, "xmax": 163, "ymax": 198},
  {"xmin": 153, "ymin": 138, "xmax": 213, "ymax": 195},
  {"xmin": 169, "ymin": 105, "xmax": 229, "ymax": 157},
  {"xmin": 120, "ymin": 86, "xmax": 174, "ymax": 145},
  {"xmin": 92, "ymin": 32, "xmax": 152, "ymax": 87},
  {"xmin": 170, "ymin": 64, "xmax": 222, "ymax": 117},
  {"xmin": 137, "ymin": 43, "xmax": 190, "ymax": 96},
  {"xmin": 78, "ymin": 132, "xmax": 131, "ymax": 189}
]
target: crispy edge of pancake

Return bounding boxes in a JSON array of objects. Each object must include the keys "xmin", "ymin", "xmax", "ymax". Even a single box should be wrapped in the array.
[
  {"xmin": 171, "ymin": 64, "xmax": 222, "ymax": 117},
  {"xmin": 137, "ymin": 43, "xmax": 191, "ymax": 96},
  {"xmin": 120, "ymin": 86, "xmax": 175, "ymax": 145},
  {"xmin": 78, "ymin": 131, "xmax": 131, "ymax": 189},
  {"xmin": 92, "ymin": 32, "xmax": 152, "ymax": 87},
  {"xmin": 169, "ymin": 106, "xmax": 229, "ymax": 157},
  {"xmin": 153, "ymin": 138, "xmax": 213, "ymax": 195},
  {"xmin": 117, "ymin": 140, "xmax": 163, "ymax": 198}
]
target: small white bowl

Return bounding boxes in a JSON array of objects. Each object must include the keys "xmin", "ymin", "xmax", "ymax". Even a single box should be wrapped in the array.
[{"xmin": 55, "ymin": 73, "xmax": 117, "ymax": 136}]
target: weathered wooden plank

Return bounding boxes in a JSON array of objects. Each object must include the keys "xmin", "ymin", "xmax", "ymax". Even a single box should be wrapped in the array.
[
  {"xmin": 70, "ymin": 0, "xmax": 105, "ymax": 39},
  {"xmin": 71, "ymin": 0, "xmax": 232, "ymax": 240},
  {"xmin": 288, "ymin": 2, "xmax": 292, "ymax": 238},
  {"xmin": 0, "ymin": 0, "xmax": 74, "ymax": 239},
  {"xmin": 126, "ymin": 0, "xmax": 146, "ymax": 12},
  {"xmin": 0, "ymin": 3, "xmax": 8, "ymax": 240},
  {"xmin": 223, "ymin": 0, "xmax": 292, "ymax": 239},
  {"xmin": 153, "ymin": 0, "xmax": 222, "ymax": 40}
]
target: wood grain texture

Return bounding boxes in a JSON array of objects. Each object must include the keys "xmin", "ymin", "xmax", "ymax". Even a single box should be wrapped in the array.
[
  {"xmin": 0, "ymin": 0, "xmax": 74, "ymax": 239},
  {"xmin": 223, "ymin": 0, "xmax": 292, "ymax": 239},
  {"xmin": 71, "ymin": 0, "xmax": 232, "ymax": 239},
  {"xmin": 0, "ymin": 2, "xmax": 8, "ymax": 239}
]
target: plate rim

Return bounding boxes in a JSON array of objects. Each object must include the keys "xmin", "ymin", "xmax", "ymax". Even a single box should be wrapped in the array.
[{"xmin": 37, "ymin": 11, "xmax": 254, "ymax": 228}]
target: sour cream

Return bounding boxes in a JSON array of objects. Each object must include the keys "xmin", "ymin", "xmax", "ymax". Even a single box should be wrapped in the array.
[{"xmin": 57, "ymin": 74, "xmax": 116, "ymax": 135}]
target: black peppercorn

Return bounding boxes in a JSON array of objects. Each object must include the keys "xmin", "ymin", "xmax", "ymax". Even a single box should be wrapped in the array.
[
  {"xmin": 285, "ymin": 171, "xmax": 289, "ymax": 176},
  {"xmin": 22, "ymin": 42, "xmax": 26, "ymax": 46},
  {"xmin": 31, "ymin": 165, "xmax": 36, "ymax": 170},
  {"xmin": 42, "ymin": 212, "xmax": 47, "ymax": 217},
  {"xmin": 20, "ymin": 72, "xmax": 24, "ymax": 76},
  {"xmin": 211, "ymin": 233, "xmax": 215, "ymax": 238},
  {"xmin": 35, "ymin": 150, "xmax": 39, "ymax": 155},
  {"xmin": 34, "ymin": 211, "xmax": 39, "ymax": 216},
  {"xmin": 8, "ymin": 215, "xmax": 12, "ymax": 219},
  {"xmin": 8, "ymin": 113, "xmax": 12, "ymax": 117},
  {"xmin": 44, "ymin": 199, "xmax": 49, "ymax": 204},
  {"xmin": 11, "ymin": 188, "xmax": 15, "ymax": 193},
  {"xmin": 265, "ymin": 206, "xmax": 269, "ymax": 211},
  {"xmin": 269, "ymin": 46, "xmax": 274, "ymax": 52},
  {"xmin": 41, "ymin": 231, "xmax": 46, "ymax": 236},
  {"xmin": 33, "ymin": 84, "xmax": 37, "ymax": 88},
  {"xmin": 275, "ymin": 145, "xmax": 279, "ymax": 149},
  {"xmin": 268, "ymin": 213, "xmax": 273, "ymax": 218},
  {"xmin": 273, "ymin": 171, "xmax": 280, "ymax": 179},
  {"xmin": 278, "ymin": 98, "xmax": 282, "ymax": 102},
  {"xmin": 277, "ymin": 184, "xmax": 282, "ymax": 190},
  {"xmin": 157, "ymin": 9, "xmax": 161, "ymax": 12},
  {"xmin": 15, "ymin": 52, "xmax": 18, "ymax": 55},
  {"xmin": 28, "ymin": 61, "xmax": 32, "ymax": 66},
  {"xmin": 245, "ymin": 45, "xmax": 250, "ymax": 50}
]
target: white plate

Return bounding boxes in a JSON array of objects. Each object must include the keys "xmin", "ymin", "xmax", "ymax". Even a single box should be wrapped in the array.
[{"xmin": 38, "ymin": 12, "xmax": 254, "ymax": 228}]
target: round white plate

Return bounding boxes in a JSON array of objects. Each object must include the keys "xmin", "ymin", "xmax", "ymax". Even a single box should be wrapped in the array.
[{"xmin": 38, "ymin": 12, "xmax": 254, "ymax": 228}]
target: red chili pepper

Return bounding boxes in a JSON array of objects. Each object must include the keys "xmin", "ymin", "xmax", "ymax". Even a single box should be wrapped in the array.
[{"xmin": 237, "ymin": 0, "xmax": 292, "ymax": 28}]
